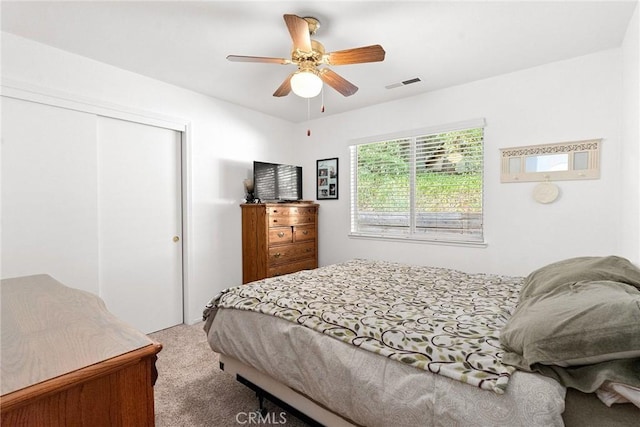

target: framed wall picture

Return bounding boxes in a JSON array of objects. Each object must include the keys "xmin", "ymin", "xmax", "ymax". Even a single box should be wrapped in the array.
[{"xmin": 316, "ymin": 157, "xmax": 338, "ymax": 200}]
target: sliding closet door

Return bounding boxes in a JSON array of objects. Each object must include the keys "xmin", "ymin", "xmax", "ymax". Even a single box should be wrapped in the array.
[
  {"xmin": 97, "ymin": 117, "xmax": 183, "ymax": 334},
  {"xmin": 1, "ymin": 97, "xmax": 100, "ymax": 294}
]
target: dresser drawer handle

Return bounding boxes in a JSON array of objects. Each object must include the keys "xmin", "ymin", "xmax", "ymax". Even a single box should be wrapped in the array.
[
  {"xmin": 277, "ymin": 232, "xmax": 285, "ymax": 238},
  {"xmin": 274, "ymin": 253, "xmax": 281, "ymax": 258},
  {"xmin": 273, "ymin": 209, "xmax": 278, "ymax": 213},
  {"xmin": 302, "ymin": 230, "xmax": 308, "ymax": 235}
]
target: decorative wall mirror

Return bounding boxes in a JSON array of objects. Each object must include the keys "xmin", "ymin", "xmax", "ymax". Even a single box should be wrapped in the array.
[{"xmin": 500, "ymin": 139, "xmax": 601, "ymax": 183}]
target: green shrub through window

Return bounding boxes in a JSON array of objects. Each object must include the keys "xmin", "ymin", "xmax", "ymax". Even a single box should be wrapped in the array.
[{"xmin": 350, "ymin": 121, "xmax": 484, "ymax": 243}]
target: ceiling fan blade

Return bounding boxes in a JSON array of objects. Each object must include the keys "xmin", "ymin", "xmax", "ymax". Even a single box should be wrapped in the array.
[
  {"xmin": 227, "ymin": 55, "xmax": 290, "ymax": 64},
  {"xmin": 325, "ymin": 44, "xmax": 386, "ymax": 65},
  {"xmin": 320, "ymin": 69, "xmax": 358, "ymax": 97},
  {"xmin": 273, "ymin": 73, "xmax": 294, "ymax": 97},
  {"xmin": 284, "ymin": 14, "xmax": 312, "ymax": 52}
]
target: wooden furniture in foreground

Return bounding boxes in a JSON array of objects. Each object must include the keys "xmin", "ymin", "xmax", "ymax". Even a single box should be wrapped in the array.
[
  {"xmin": 241, "ymin": 203, "xmax": 318, "ymax": 283},
  {"xmin": 0, "ymin": 274, "xmax": 162, "ymax": 426}
]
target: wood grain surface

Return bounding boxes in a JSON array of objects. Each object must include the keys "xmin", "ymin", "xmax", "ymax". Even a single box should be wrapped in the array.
[{"xmin": 1, "ymin": 274, "xmax": 162, "ymax": 426}]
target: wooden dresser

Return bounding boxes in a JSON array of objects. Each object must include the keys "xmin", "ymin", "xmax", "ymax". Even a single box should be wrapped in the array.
[
  {"xmin": 1, "ymin": 274, "xmax": 162, "ymax": 426},
  {"xmin": 241, "ymin": 203, "xmax": 318, "ymax": 283}
]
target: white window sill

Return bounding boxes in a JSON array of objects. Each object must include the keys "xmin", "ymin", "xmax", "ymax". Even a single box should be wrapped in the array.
[{"xmin": 348, "ymin": 232, "xmax": 488, "ymax": 248}]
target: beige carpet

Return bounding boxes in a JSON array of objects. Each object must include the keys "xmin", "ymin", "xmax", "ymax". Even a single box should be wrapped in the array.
[{"xmin": 149, "ymin": 322, "xmax": 311, "ymax": 427}]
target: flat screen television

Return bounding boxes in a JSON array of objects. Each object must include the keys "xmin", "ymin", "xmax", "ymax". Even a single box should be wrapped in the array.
[{"xmin": 253, "ymin": 161, "xmax": 303, "ymax": 202}]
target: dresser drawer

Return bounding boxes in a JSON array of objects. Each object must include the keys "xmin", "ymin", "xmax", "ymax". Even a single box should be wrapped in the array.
[
  {"xmin": 267, "ymin": 206, "xmax": 316, "ymax": 217},
  {"xmin": 269, "ymin": 214, "xmax": 315, "ymax": 227},
  {"xmin": 293, "ymin": 224, "xmax": 316, "ymax": 242},
  {"xmin": 268, "ymin": 227, "xmax": 293, "ymax": 244},
  {"xmin": 268, "ymin": 258, "xmax": 317, "ymax": 278},
  {"xmin": 267, "ymin": 206, "xmax": 316, "ymax": 227},
  {"xmin": 268, "ymin": 241, "xmax": 315, "ymax": 265}
]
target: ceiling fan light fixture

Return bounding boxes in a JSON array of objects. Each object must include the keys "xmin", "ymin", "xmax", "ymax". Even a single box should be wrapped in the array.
[
  {"xmin": 228, "ymin": 14, "xmax": 385, "ymax": 99},
  {"xmin": 290, "ymin": 70, "xmax": 323, "ymax": 98}
]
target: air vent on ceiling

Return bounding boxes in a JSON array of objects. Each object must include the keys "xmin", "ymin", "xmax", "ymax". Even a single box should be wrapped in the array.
[{"xmin": 385, "ymin": 77, "xmax": 422, "ymax": 89}]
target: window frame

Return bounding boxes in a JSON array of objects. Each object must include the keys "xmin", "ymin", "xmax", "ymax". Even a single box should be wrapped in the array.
[{"xmin": 349, "ymin": 118, "xmax": 486, "ymax": 247}]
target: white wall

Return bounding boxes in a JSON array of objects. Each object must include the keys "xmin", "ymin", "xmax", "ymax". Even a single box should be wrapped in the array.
[
  {"xmin": 621, "ymin": 5, "xmax": 640, "ymax": 265},
  {"xmin": 298, "ymin": 49, "xmax": 626, "ymax": 277},
  {"xmin": 1, "ymin": 32, "xmax": 296, "ymax": 324}
]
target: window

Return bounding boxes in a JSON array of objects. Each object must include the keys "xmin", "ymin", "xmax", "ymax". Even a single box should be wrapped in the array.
[{"xmin": 350, "ymin": 119, "xmax": 485, "ymax": 244}]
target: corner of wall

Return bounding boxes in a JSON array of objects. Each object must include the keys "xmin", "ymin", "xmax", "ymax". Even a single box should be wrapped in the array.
[{"xmin": 621, "ymin": 4, "xmax": 640, "ymax": 264}]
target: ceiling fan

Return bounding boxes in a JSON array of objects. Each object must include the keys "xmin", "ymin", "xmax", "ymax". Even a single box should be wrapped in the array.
[{"xmin": 227, "ymin": 14, "xmax": 385, "ymax": 99}]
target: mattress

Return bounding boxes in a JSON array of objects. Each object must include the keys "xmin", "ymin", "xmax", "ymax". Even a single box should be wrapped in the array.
[
  {"xmin": 205, "ymin": 259, "xmax": 567, "ymax": 426},
  {"xmin": 207, "ymin": 308, "xmax": 565, "ymax": 426}
]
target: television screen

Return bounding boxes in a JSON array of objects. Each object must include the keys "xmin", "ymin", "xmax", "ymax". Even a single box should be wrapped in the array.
[{"xmin": 253, "ymin": 161, "xmax": 302, "ymax": 202}]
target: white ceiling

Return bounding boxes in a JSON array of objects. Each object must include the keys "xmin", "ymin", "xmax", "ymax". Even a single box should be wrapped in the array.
[{"xmin": 1, "ymin": 1, "xmax": 637, "ymax": 123}]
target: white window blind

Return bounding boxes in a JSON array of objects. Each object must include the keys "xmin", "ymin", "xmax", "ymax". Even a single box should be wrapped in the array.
[{"xmin": 350, "ymin": 120, "xmax": 485, "ymax": 244}]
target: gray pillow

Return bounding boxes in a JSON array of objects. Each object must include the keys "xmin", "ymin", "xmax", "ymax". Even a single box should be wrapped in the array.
[
  {"xmin": 501, "ymin": 280, "xmax": 640, "ymax": 370},
  {"xmin": 520, "ymin": 256, "xmax": 640, "ymax": 302}
]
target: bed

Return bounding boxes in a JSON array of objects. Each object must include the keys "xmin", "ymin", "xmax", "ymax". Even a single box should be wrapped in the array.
[{"xmin": 203, "ymin": 257, "xmax": 640, "ymax": 426}]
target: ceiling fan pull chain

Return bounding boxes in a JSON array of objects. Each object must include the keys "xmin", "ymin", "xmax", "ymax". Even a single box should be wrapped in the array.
[
  {"xmin": 307, "ymin": 98, "xmax": 311, "ymax": 136},
  {"xmin": 321, "ymin": 86, "xmax": 325, "ymax": 113}
]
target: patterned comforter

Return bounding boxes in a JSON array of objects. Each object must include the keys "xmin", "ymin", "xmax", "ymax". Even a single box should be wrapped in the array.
[{"xmin": 212, "ymin": 259, "xmax": 523, "ymax": 394}]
